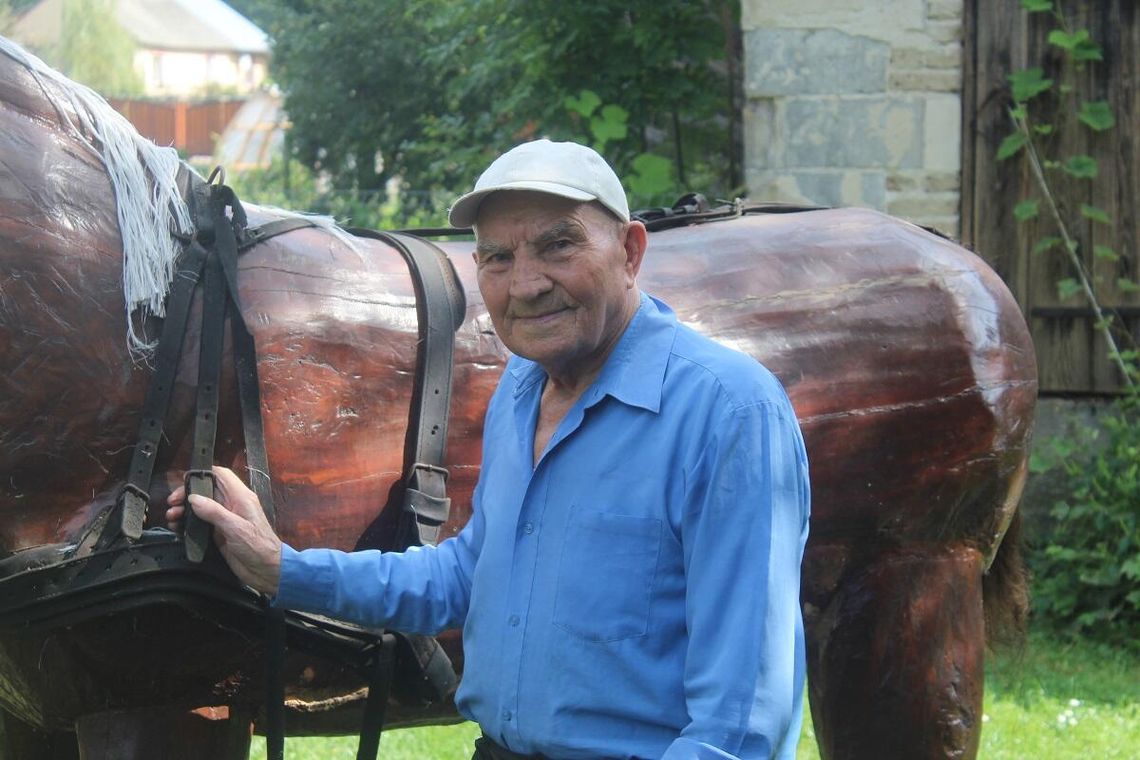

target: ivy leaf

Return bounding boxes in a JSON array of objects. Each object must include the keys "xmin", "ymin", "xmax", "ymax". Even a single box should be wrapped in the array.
[
  {"xmin": 1033, "ymin": 236, "xmax": 1062, "ymax": 254},
  {"xmin": 1048, "ymin": 29, "xmax": 1103, "ymax": 61},
  {"xmin": 1118, "ymin": 278, "xmax": 1140, "ymax": 294},
  {"xmin": 627, "ymin": 153, "xmax": 675, "ymax": 199},
  {"xmin": 1093, "ymin": 245, "xmax": 1119, "ymax": 261},
  {"xmin": 1009, "ymin": 68, "xmax": 1053, "ymax": 102},
  {"xmin": 1021, "ymin": 0, "xmax": 1053, "ymax": 10},
  {"xmin": 1062, "ymin": 155, "xmax": 1098, "ymax": 178},
  {"xmin": 1034, "ymin": 123, "xmax": 1055, "ymax": 135},
  {"xmin": 1080, "ymin": 204, "xmax": 1111, "ymax": 224},
  {"xmin": 1014, "ymin": 199, "xmax": 1040, "ymax": 221},
  {"xmin": 1056, "ymin": 278, "xmax": 1083, "ymax": 300},
  {"xmin": 1078, "ymin": 101, "xmax": 1116, "ymax": 131},
  {"xmin": 564, "ymin": 89, "xmax": 601, "ymax": 119},
  {"xmin": 997, "ymin": 132, "xmax": 1028, "ymax": 160},
  {"xmin": 589, "ymin": 104, "xmax": 628, "ymax": 151},
  {"xmin": 1093, "ymin": 316, "xmax": 1115, "ymax": 332}
]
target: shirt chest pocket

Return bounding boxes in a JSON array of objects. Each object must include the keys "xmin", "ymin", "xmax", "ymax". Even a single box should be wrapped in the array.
[{"xmin": 552, "ymin": 507, "xmax": 662, "ymax": 642}]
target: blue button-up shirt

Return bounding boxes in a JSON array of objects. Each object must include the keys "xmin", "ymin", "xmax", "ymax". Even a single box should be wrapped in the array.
[{"xmin": 277, "ymin": 294, "xmax": 810, "ymax": 759}]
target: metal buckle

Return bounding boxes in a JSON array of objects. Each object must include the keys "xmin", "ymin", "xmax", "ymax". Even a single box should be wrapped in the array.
[
  {"xmin": 183, "ymin": 468, "xmax": 216, "ymax": 499},
  {"xmin": 116, "ymin": 483, "xmax": 151, "ymax": 540}
]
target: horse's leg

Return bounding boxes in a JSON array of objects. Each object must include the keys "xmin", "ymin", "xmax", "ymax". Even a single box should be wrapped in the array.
[
  {"xmin": 0, "ymin": 710, "xmax": 78, "ymax": 760},
  {"xmin": 805, "ymin": 545, "xmax": 985, "ymax": 760},
  {"xmin": 74, "ymin": 706, "xmax": 252, "ymax": 760}
]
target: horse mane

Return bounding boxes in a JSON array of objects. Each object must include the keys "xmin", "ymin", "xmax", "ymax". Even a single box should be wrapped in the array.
[{"xmin": 0, "ymin": 36, "xmax": 193, "ymax": 353}]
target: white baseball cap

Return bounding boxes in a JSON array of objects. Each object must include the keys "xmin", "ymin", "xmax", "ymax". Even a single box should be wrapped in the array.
[{"xmin": 448, "ymin": 139, "xmax": 630, "ymax": 228}]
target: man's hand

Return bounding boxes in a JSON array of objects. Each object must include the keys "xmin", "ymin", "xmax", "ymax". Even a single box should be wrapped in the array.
[{"xmin": 166, "ymin": 466, "xmax": 282, "ymax": 595}]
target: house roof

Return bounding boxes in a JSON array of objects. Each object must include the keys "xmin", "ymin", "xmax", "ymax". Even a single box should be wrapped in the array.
[
  {"xmin": 12, "ymin": 0, "xmax": 269, "ymax": 55},
  {"xmin": 118, "ymin": 0, "xmax": 268, "ymax": 54}
]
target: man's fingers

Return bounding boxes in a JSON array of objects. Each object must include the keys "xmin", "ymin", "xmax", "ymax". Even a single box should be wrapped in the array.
[
  {"xmin": 210, "ymin": 466, "xmax": 266, "ymax": 523},
  {"xmin": 168, "ymin": 485, "xmax": 186, "ymax": 505},
  {"xmin": 187, "ymin": 493, "xmax": 244, "ymax": 532}
]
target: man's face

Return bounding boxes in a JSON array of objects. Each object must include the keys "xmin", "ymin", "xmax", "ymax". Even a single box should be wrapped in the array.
[{"xmin": 473, "ymin": 192, "xmax": 645, "ymax": 378}]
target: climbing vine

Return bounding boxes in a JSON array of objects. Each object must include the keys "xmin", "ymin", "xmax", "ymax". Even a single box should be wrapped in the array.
[
  {"xmin": 1000, "ymin": 0, "xmax": 1136, "ymax": 387},
  {"xmin": 1007, "ymin": 0, "xmax": 1139, "ymax": 648}
]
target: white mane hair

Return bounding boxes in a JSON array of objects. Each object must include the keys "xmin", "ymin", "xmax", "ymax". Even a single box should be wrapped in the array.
[
  {"xmin": 0, "ymin": 36, "xmax": 194, "ymax": 352},
  {"xmin": 1, "ymin": 37, "xmax": 364, "ymax": 354}
]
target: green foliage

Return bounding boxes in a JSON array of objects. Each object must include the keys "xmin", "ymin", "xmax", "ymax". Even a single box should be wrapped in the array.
[
  {"xmin": 1013, "ymin": 199, "xmax": 1040, "ymax": 221},
  {"xmin": 1055, "ymin": 277, "xmax": 1081, "ymax": 300},
  {"xmin": 1061, "ymin": 155, "xmax": 1097, "ymax": 179},
  {"xmin": 1029, "ymin": 396, "xmax": 1140, "ymax": 650},
  {"xmin": 48, "ymin": 0, "xmax": 142, "ymax": 97},
  {"xmin": 1077, "ymin": 101, "xmax": 1115, "ymax": 131},
  {"xmin": 227, "ymin": 156, "xmax": 448, "ymax": 230},
  {"xmin": 999, "ymin": 3, "xmax": 1134, "ymax": 387},
  {"xmin": 997, "ymin": 132, "xmax": 1028, "ymax": 160},
  {"xmin": 1003, "ymin": 0, "xmax": 1140, "ymax": 652},
  {"xmin": 238, "ymin": 0, "xmax": 738, "ymax": 216},
  {"xmin": 1079, "ymin": 203, "xmax": 1110, "ymax": 224},
  {"xmin": 1047, "ymin": 28, "xmax": 1103, "ymax": 61},
  {"xmin": 1008, "ymin": 68, "xmax": 1053, "ymax": 103}
]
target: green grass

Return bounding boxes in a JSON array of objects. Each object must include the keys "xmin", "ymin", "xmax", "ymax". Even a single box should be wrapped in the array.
[{"xmin": 251, "ymin": 633, "xmax": 1139, "ymax": 759}]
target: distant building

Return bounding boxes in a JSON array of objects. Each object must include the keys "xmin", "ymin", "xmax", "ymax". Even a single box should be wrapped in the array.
[{"xmin": 11, "ymin": 0, "xmax": 268, "ymax": 98}]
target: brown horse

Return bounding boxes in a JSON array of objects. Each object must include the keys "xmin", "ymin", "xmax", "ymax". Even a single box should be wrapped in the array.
[{"xmin": 0, "ymin": 37, "xmax": 1035, "ymax": 759}]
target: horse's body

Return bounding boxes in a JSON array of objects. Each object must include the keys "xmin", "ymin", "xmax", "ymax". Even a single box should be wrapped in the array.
[{"xmin": 0, "ymin": 38, "xmax": 1035, "ymax": 759}]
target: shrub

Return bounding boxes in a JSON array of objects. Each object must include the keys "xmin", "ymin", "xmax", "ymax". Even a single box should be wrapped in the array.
[{"xmin": 1028, "ymin": 388, "xmax": 1140, "ymax": 650}]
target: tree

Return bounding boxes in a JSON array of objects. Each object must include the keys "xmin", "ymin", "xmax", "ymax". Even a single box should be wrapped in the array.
[
  {"xmin": 238, "ymin": 0, "xmax": 740, "ymax": 213},
  {"xmin": 45, "ymin": 0, "xmax": 142, "ymax": 97}
]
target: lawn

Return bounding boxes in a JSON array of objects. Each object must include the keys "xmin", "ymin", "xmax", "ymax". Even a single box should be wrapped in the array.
[{"xmin": 251, "ymin": 632, "xmax": 1139, "ymax": 759}]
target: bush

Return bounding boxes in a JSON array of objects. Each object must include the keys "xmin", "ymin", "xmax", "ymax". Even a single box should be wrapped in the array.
[{"xmin": 1028, "ymin": 389, "xmax": 1140, "ymax": 650}]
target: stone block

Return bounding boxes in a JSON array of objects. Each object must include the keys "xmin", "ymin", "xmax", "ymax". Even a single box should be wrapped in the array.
[
  {"xmin": 793, "ymin": 170, "xmax": 887, "ymax": 209},
  {"xmin": 915, "ymin": 215, "xmax": 961, "ymax": 239},
  {"xmin": 891, "ymin": 47, "xmax": 926, "ymax": 68},
  {"xmin": 923, "ymin": 45, "xmax": 963, "ymax": 70},
  {"xmin": 928, "ymin": 0, "xmax": 963, "ymax": 22},
  {"xmin": 743, "ymin": 0, "xmax": 926, "ymax": 42},
  {"xmin": 924, "ymin": 171, "xmax": 960, "ymax": 193},
  {"xmin": 743, "ymin": 97, "xmax": 784, "ymax": 172},
  {"xmin": 889, "ymin": 68, "xmax": 962, "ymax": 93},
  {"xmin": 886, "ymin": 170, "xmax": 922, "ymax": 192},
  {"xmin": 923, "ymin": 94, "xmax": 962, "ymax": 171},
  {"xmin": 746, "ymin": 170, "xmax": 815, "ymax": 205},
  {"xmin": 887, "ymin": 192, "xmax": 959, "ymax": 218},
  {"xmin": 784, "ymin": 96, "xmax": 923, "ymax": 169},
  {"xmin": 926, "ymin": 19, "xmax": 963, "ymax": 45},
  {"xmin": 746, "ymin": 29, "xmax": 889, "ymax": 96}
]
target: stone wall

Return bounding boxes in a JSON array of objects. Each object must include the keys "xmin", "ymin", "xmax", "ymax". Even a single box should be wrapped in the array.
[{"xmin": 742, "ymin": 0, "xmax": 964, "ymax": 236}]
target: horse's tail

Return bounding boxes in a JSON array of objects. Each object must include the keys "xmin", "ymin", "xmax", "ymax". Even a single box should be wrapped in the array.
[{"xmin": 982, "ymin": 510, "xmax": 1030, "ymax": 649}]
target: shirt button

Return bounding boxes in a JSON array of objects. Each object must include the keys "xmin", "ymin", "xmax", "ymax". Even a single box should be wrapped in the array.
[
  {"xmin": 502, "ymin": 709, "xmax": 512, "ymax": 721},
  {"xmin": 522, "ymin": 522, "xmax": 534, "ymax": 534},
  {"xmin": 508, "ymin": 615, "xmax": 520, "ymax": 627}
]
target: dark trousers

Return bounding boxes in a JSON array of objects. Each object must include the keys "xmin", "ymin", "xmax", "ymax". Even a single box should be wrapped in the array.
[{"xmin": 471, "ymin": 734, "xmax": 547, "ymax": 760}]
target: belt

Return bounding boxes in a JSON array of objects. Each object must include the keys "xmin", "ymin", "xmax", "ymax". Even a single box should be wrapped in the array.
[{"xmin": 472, "ymin": 735, "xmax": 547, "ymax": 760}]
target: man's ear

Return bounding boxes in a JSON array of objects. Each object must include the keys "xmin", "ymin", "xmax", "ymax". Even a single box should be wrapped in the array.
[{"xmin": 622, "ymin": 221, "xmax": 648, "ymax": 286}]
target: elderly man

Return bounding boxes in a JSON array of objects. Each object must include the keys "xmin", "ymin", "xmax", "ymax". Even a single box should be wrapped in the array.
[{"xmin": 168, "ymin": 140, "xmax": 810, "ymax": 759}]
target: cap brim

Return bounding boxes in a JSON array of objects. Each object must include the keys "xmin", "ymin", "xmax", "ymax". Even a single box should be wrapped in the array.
[{"xmin": 448, "ymin": 181, "xmax": 596, "ymax": 228}]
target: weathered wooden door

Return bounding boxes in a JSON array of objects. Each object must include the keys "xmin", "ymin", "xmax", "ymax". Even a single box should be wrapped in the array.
[{"xmin": 961, "ymin": 0, "xmax": 1138, "ymax": 393}]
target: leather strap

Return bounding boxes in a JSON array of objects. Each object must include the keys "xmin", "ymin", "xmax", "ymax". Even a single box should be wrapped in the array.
[
  {"xmin": 348, "ymin": 229, "xmax": 465, "ymax": 548},
  {"xmin": 182, "ymin": 249, "xmax": 227, "ymax": 563},
  {"xmin": 111, "ymin": 241, "xmax": 208, "ymax": 542}
]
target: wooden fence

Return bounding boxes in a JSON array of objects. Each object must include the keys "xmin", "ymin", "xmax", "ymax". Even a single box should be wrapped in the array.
[
  {"xmin": 109, "ymin": 98, "xmax": 245, "ymax": 159},
  {"xmin": 961, "ymin": 0, "xmax": 1138, "ymax": 394}
]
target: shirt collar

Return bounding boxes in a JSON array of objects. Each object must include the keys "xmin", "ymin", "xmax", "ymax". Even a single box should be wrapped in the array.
[{"xmin": 508, "ymin": 292, "xmax": 676, "ymax": 414}]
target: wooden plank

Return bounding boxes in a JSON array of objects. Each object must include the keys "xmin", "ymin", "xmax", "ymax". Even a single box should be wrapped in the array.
[{"xmin": 966, "ymin": 0, "xmax": 1138, "ymax": 393}]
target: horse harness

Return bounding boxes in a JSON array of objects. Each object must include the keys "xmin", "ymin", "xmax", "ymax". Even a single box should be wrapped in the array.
[{"xmin": 0, "ymin": 169, "xmax": 465, "ymax": 759}]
